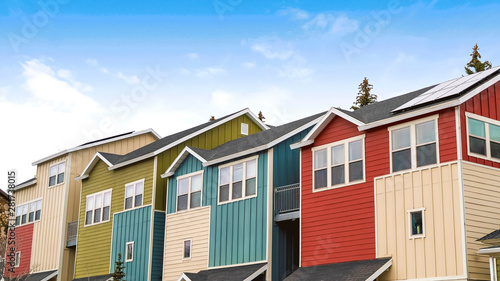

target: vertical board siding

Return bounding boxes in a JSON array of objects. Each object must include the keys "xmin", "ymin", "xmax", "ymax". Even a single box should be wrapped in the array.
[
  {"xmin": 110, "ymin": 206, "xmax": 152, "ymax": 281},
  {"xmin": 156, "ymin": 114, "xmax": 264, "ymax": 211},
  {"xmin": 301, "ymin": 110, "xmax": 457, "ymax": 267},
  {"xmin": 151, "ymin": 211, "xmax": 166, "ymax": 281},
  {"xmin": 375, "ymin": 163, "xmax": 463, "ymax": 280},
  {"xmin": 462, "ymin": 82, "xmax": 500, "ymax": 168},
  {"xmin": 272, "ymin": 128, "xmax": 311, "ymax": 281},
  {"xmin": 208, "ymin": 152, "xmax": 268, "ymax": 267},
  {"xmin": 74, "ymin": 158, "xmax": 154, "ymax": 278},
  {"xmin": 4, "ymin": 223, "xmax": 33, "ymax": 278},
  {"xmin": 463, "ymin": 162, "xmax": 500, "ymax": 280},
  {"xmin": 163, "ymin": 207, "xmax": 211, "ymax": 281}
]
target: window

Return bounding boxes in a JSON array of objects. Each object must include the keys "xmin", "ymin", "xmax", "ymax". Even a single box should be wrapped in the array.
[
  {"xmin": 241, "ymin": 123, "xmax": 249, "ymax": 135},
  {"xmin": 125, "ymin": 180, "xmax": 144, "ymax": 210},
  {"xmin": 408, "ymin": 208, "xmax": 425, "ymax": 239},
  {"xmin": 218, "ymin": 157, "xmax": 257, "ymax": 204},
  {"xmin": 15, "ymin": 199, "xmax": 42, "ymax": 226},
  {"xmin": 467, "ymin": 113, "xmax": 500, "ymax": 160},
  {"xmin": 390, "ymin": 118, "xmax": 438, "ymax": 173},
  {"xmin": 49, "ymin": 162, "xmax": 65, "ymax": 187},
  {"xmin": 15, "ymin": 252, "xmax": 20, "ymax": 267},
  {"xmin": 313, "ymin": 136, "xmax": 365, "ymax": 190},
  {"xmin": 183, "ymin": 240, "xmax": 191, "ymax": 260},
  {"xmin": 85, "ymin": 190, "xmax": 111, "ymax": 226},
  {"xmin": 126, "ymin": 242, "xmax": 134, "ymax": 262},
  {"xmin": 177, "ymin": 172, "xmax": 203, "ymax": 212}
]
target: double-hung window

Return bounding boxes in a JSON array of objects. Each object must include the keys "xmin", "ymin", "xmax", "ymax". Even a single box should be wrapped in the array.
[
  {"xmin": 177, "ymin": 172, "xmax": 203, "ymax": 212},
  {"xmin": 408, "ymin": 208, "xmax": 425, "ymax": 239},
  {"xmin": 390, "ymin": 117, "xmax": 438, "ymax": 173},
  {"xmin": 313, "ymin": 136, "xmax": 365, "ymax": 190},
  {"xmin": 218, "ymin": 157, "xmax": 257, "ymax": 204},
  {"xmin": 467, "ymin": 113, "xmax": 500, "ymax": 160},
  {"xmin": 15, "ymin": 199, "xmax": 42, "ymax": 226},
  {"xmin": 125, "ymin": 180, "xmax": 144, "ymax": 210},
  {"xmin": 85, "ymin": 190, "xmax": 111, "ymax": 226},
  {"xmin": 49, "ymin": 162, "xmax": 65, "ymax": 187}
]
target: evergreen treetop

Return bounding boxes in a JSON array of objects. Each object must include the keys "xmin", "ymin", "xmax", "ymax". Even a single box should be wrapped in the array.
[
  {"xmin": 351, "ymin": 77, "xmax": 377, "ymax": 110},
  {"xmin": 111, "ymin": 253, "xmax": 126, "ymax": 281},
  {"xmin": 465, "ymin": 44, "xmax": 492, "ymax": 75}
]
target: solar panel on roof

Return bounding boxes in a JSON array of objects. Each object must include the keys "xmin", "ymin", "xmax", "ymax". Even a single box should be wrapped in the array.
[{"xmin": 392, "ymin": 66, "xmax": 500, "ymax": 112}]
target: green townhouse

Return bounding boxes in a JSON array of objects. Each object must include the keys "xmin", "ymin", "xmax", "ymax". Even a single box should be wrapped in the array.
[
  {"xmin": 72, "ymin": 109, "xmax": 268, "ymax": 281},
  {"xmin": 160, "ymin": 112, "xmax": 324, "ymax": 281}
]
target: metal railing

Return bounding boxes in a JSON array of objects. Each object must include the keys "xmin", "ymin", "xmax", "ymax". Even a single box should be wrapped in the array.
[
  {"xmin": 66, "ymin": 221, "xmax": 78, "ymax": 247},
  {"xmin": 274, "ymin": 183, "xmax": 300, "ymax": 216}
]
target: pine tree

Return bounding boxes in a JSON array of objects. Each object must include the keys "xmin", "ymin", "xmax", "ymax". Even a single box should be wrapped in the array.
[
  {"xmin": 111, "ymin": 253, "xmax": 126, "ymax": 281},
  {"xmin": 465, "ymin": 44, "xmax": 492, "ymax": 75},
  {"xmin": 351, "ymin": 77, "xmax": 377, "ymax": 110}
]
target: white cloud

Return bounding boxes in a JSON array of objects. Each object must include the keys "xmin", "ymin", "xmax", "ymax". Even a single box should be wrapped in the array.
[
  {"xmin": 196, "ymin": 67, "xmax": 226, "ymax": 79},
  {"xmin": 179, "ymin": 68, "xmax": 191, "ymax": 75},
  {"xmin": 279, "ymin": 66, "xmax": 314, "ymax": 80},
  {"xmin": 86, "ymin": 58, "xmax": 140, "ymax": 85},
  {"xmin": 303, "ymin": 13, "xmax": 359, "ymax": 35},
  {"xmin": 241, "ymin": 62, "xmax": 256, "ymax": 69},
  {"xmin": 251, "ymin": 39, "xmax": 294, "ymax": 60},
  {"xmin": 277, "ymin": 7, "xmax": 310, "ymax": 20},
  {"xmin": 187, "ymin": 53, "xmax": 199, "ymax": 60}
]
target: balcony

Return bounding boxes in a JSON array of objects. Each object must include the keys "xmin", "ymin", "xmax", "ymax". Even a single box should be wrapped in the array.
[
  {"xmin": 274, "ymin": 183, "xmax": 300, "ymax": 222},
  {"xmin": 66, "ymin": 221, "xmax": 78, "ymax": 247}
]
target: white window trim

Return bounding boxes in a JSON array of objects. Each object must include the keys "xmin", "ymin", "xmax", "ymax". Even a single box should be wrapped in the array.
[
  {"xmin": 465, "ymin": 112, "xmax": 500, "ymax": 162},
  {"xmin": 15, "ymin": 251, "xmax": 20, "ymax": 267},
  {"xmin": 124, "ymin": 178, "xmax": 145, "ymax": 211},
  {"xmin": 217, "ymin": 155, "xmax": 259, "ymax": 205},
  {"xmin": 125, "ymin": 241, "xmax": 134, "ymax": 262},
  {"xmin": 176, "ymin": 171, "xmax": 204, "ymax": 212},
  {"xmin": 407, "ymin": 207, "xmax": 426, "ymax": 239},
  {"xmin": 311, "ymin": 135, "xmax": 366, "ymax": 192},
  {"xmin": 48, "ymin": 161, "xmax": 66, "ymax": 188},
  {"xmin": 182, "ymin": 239, "xmax": 192, "ymax": 261},
  {"xmin": 241, "ymin": 123, "xmax": 249, "ymax": 135},
  {"xmin": 84, "ymin": 189, "xmax": 112, "ymax": 227},
  {"xmin": 388, "ymin": 115, "xmax": 440, "ymax": 174},
  {"xmin": 15, "ymin": 198, "xmax": 42, "ymax": 226}
]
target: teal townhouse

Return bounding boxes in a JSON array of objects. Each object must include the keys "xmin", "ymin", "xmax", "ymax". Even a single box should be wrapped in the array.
[{"xmin": 160, "ymin": 112, "xmax": 324, "ymax": 281}]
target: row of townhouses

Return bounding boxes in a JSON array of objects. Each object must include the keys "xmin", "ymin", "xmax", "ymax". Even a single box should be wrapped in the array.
[{"xmin": 5, "ymin": 66, "xmax": 500, "ymax": 281}]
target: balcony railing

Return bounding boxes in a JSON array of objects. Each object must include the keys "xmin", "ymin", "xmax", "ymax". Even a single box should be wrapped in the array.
[
  {"xmin": 274, "ymin": 183, "xmax": 300, "ymax": 221},
  {"xmin": 66, "ymin": 221, "xmax": 78, "ymax": 247}
]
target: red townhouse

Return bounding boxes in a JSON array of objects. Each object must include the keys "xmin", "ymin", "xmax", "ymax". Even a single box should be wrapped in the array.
[{"xmin": 286, "ymin": 66, "xmax": 500, "ymax": 281}]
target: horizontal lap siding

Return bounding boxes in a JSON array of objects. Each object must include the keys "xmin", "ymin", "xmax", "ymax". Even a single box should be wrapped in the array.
[
  {"xmin": 156, "ymin": 115, "xmax": 264, "ymax": 211},
  {"xmin": 463, "ymin": 162, "xmax": 500, "ymax": 280},
  {"xmin": 74, "ymin": 158, "xmax": 154, "ymax": 278},
  {"xmin": 462, "ymin": 82, "xmax": 500, "ymax": 168},
  {"xmin": 4, "ymin": 223, "xmax": 33, "ymax": 278},
  {"xmin": 163, "ymin": 207, "xmax": 211, "ymax": 281}
]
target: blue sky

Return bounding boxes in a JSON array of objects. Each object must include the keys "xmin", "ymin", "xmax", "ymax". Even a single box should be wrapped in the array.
[{"xmin": 1, "ymin": 0, "xmax": 499, "ymax": 185}]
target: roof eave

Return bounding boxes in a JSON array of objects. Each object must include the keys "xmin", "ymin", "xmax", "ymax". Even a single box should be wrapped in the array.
[
  {"xmin": 75, "ymin": 152, "xmax": 114, "ymax": 180},
  {"xmin": 14, "ymin": 179, "xmax": 37, "ymax": 191},
  {"xmin": 161, "ymin": 147, "xmax": 207, "ymax": 178}
]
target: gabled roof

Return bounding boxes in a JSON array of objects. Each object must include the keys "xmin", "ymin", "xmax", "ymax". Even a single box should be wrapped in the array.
[
  {"xmin": 283, "ymin": 258, "xmax": 392, "ymax": 281},
  {"xmin": 161, "ymin": 112, "xmax": 324, "ymax": 178},
  {"xmin": 179, "ymin": 262, "xmax": 267, "ymax": 281},
  {"xmin": 292, "ymin": 67, "xmax": 500, "ymax": 148},
  {"xmin": 478, "ymin": 229, "xmax": 500, "ymax": 242},
  {"xmin": 14, "ymin": 177, "xmax": 37, "ymax": 191},
  {"xmin": 76, "ymin": 108, "xmax": 268, "ymax": 179},
  {"xmin": 5, "ymin": 269, "xmax": 58, "ymax": 281},
  {"xmin": 32, "ymin": 129, "xmax": 161, "ymax": 166}
]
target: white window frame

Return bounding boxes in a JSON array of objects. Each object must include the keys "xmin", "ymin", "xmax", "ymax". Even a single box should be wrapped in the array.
[
  {"xmin": 311, "ymin": 135, "xmax": 366, "ymax": 192},
  {"xmin": 182, "ymin": 239, "xmax": 192, "ymax": 261},
  {"xmin": 176, "ymin": 171, "xmax": 204, "ymax": 212},
  {"xmin": 125, "ymin": 241, "xmax": 134, "ymax": 262},
  {"xmin": 15, "ymin": 198, "xmax": 42, "ymax": 226},
  {"xmin": 84, "ymin": 189, "xmax": 112, "ymax": 227},
  {"xmin": 389, "ymin": 115, "xmax": 439, "ymax": 173},
  {"xmin": 217, "ymin": 156, "xmax": 259, "ymax": 205},
  {"xmin": 124, "ymin": 179, "xmax": 145, "ymax": 211},
  {"xmin": 407, "ymin": 207, "xmax": 426, "ymax": 239},
  {"xmin": 15, "ymin": 251, "xmax": 20, "ymax": 267},
  {"xmin": 48, "ymin": 161, "xmax": 66, "ymax": 188},
  {"xmin": 465, "ymin": 112, "xmax": 500, "ymax": 162},
  {"xmin": 241, "ymin": 123, "xmax": 249, "ymax": 135}
]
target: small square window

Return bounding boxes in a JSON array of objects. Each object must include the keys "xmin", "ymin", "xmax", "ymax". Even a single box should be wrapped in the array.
[
  {"xmin": 241, "ymin": 123, "xmax": 249, "ymax": 135},
  {"xmin": 183, "ymin": 240, "xmax": 191, "ymax": 260},
  {"xmin": 126, "ymin": 242, "xmax": 134, "ymax": 262},
  {"xmin": 408, "ymin": 208, "xmax": 425, "ymax": 238}
]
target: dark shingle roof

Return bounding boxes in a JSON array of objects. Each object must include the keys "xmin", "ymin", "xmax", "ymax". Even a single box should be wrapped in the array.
[
  {"xmin": 189, "ymin": 112, "xmax": 324, "ymax": 162},
  {"xmin": 72, "ymin": 274, "xmax": 111, "ymax": 281},
  {"xmin": 284, "ymin": 258, "xmax": 391, "ymax": 281},
  {"xmin": 183, "ymin": 262, "xmax": 266, "ymax": 281},
  {"xmin": 5, "ymin": 269, "xmax": 57, "ymax": 281},
  {"xmin": 98, "ymin": 152, "xmax": 124, "ymax": 165},
  {"xmin": 478, "ymin": 229, "xmax": 500, "ymax": 241},
  {"xmin": 14, "ymin": 177, "xmax": 37, "ymax": 191},
  {"xmin": 78, "ymin": 131, "xmax": 134, "ymax": 147},
  {"xmin": 112, "ymin": 109, "xmax": 251, "ymax": 165}
]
